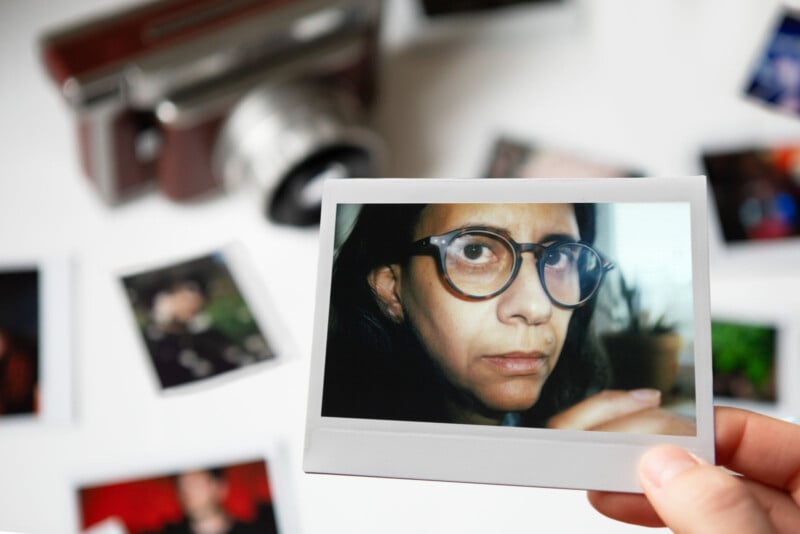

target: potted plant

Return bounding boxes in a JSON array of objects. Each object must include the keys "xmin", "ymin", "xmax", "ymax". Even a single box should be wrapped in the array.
[{"xmin": 600, "ymin": 274, "xmax": 683, "ymax": 396}]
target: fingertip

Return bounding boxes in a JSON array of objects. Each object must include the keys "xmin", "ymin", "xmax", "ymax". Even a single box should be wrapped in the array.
[
  {"xmin": 627, "ymin": 388, "xmax": 661, "ymax": 405},
  {"xmin": 586, "ymin": 489, "xmax": 666, "ymax": 528},
  {"xmin": 635, "ymin": 444, "xmax": 773, "ymax": 534},
  {"xmin": 638, "ymin": 444, "xmax": 700, "ymax": 489}
]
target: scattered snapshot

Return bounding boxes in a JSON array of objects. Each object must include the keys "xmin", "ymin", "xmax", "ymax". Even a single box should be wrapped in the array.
[
  {"xmin": 79, "ymin": 459, "xmax": 279, "ymax": 534},
  {"xmin": 121, "ymin": 252, "xmax": 275, "ymax": 390}
]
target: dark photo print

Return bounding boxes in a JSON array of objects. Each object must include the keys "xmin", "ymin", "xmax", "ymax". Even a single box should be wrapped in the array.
[
  {"xmin": 711, "ymin": 319, "xmax": 777, "ymax": 404},
  {"xmin": 0, "ymin": 268, "xmax": 39, "ymax": 419},
  {"xmin": 745, "ymin": 8, "xmax": 800, "ymax": 116},
  {"xmin": 483, "ymin": 137, "xmax": 641, "ymax": 179},
  {"xmin": 122, "ymin": 252, "xmax": 274, "ymax": 390},
  {"xmin": 79, "ymin": 459, "xmax": 279, "ymax": 534},
  {"xmin": 420, "ymin": 0, "xmax": 561, "ymax": 17},
  {"xmin": 702, "ymin": 145, "xmax": 800, "ymax": 243}
]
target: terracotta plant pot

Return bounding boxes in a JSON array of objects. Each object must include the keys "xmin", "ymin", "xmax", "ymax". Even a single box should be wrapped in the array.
[{"xmin": 601, "ymin": 332, "xmax": 682, "ymax": 396}]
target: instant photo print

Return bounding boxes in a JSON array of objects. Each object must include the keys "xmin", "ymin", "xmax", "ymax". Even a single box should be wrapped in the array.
[
  {"xmin": 483, "ymin": 137, "xmax": 642, "ymax": 179},
  {"xmin": 710, "ymin": 308, "xmax": 799, "ymax": 419},
  {"xmin": 119, "ymin": 243, "xmax": 289, "ymax": 392},
  {"xmin": 744, "ymin": 7, "xmax": 800, "ymax": 117},
  {"xmin": 74, "ymin": 445, "xmax": 298, "ymax": 534},
  {"xmin": 304, "ymin": 177, "xmax": 714, "ymax": 493},
  {"xmin": 0, "ymin": 257, "xmax": 72, "ymax": 426},
  {"xmin": 702, "ymin": 143, "xmax": 800, "ymax": 245}
]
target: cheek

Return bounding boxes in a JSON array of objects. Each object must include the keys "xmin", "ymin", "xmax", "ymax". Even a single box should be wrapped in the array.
[
  {"xmin": 401, "ymin": 265, "xmax": 481, "ymax": 372},
  {"xmin": 550, "ymin": 309, "xmax": 574, "ymax": 361}
]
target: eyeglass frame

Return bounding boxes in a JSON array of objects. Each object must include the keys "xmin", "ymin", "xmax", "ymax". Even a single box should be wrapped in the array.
[{"xmin": 408, "ymin": 226, "xmax": 615, "ymax": 308}]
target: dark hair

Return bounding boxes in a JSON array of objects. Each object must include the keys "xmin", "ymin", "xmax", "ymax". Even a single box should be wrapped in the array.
[
  {"xmin": 174, "ymin": 467, "xmax": 226, "ymax": 485},
  {"xmin": 321, "ymin": 203, "xmax": 610, "ymax": 426}
]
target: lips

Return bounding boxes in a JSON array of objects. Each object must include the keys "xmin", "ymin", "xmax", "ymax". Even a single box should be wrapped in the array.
[{"xmin": 482, "ymin": 351, "xmax": 549, "ymax": 375}]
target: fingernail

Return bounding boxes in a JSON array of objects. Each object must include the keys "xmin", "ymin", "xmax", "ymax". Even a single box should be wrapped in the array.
[
  {"xmin": 640, "ymin": 445, "xmax": 700, "ymax": 488},
  {"xmin": 628, "ymin": 388, "xmax": 661, "ymax": 403}
]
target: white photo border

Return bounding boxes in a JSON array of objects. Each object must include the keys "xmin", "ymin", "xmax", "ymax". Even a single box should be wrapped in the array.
[
  {"xmin": 116, "ymin": 242, "xmax": 295, "ymax": 395},
  {"xmin": 304, "ymin": 176, "xmax": 714, "ymax": 494},
  {"xmin": 69, "ymin": 438, "xmax": 301, "ymax": 534}
]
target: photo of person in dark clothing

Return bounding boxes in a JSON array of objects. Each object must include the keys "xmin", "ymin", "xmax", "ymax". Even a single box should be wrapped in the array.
[
  {"xmin": 158, "ymin": 469, "xmax": 277, "ymax": 534},
  {"xmin": 79, "ymin": 459, "xmax": 280, "ymax": 534},
  {"xmin": 121, "ymin": 252, "xmax": 275, "ymax": 390}
]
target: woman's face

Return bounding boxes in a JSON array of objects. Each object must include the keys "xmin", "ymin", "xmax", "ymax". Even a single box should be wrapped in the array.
[{"xmin": 394, "ymin": 203, "xmax": 579, "ymax": 423}]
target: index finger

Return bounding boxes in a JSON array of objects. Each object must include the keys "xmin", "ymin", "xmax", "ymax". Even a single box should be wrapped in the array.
[{"xmin": 715, "ymin": 406, "xmax": 800, "ymax": 498}]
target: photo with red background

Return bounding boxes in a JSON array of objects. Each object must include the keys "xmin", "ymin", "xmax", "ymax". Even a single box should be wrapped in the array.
[{"xmin": 80, "ymin": 459, "xmax": 274, "ymax": 533}]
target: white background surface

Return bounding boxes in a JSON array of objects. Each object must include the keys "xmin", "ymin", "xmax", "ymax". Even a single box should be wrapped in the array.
[{"xmin": 1, "ymin": 0, "xmax": 800, "ymax": 532}]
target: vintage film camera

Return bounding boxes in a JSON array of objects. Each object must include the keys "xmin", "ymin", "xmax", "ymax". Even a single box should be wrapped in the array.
[{"xmin": 40, "ymin": 0, "xmax": 384, "ymax": 225}]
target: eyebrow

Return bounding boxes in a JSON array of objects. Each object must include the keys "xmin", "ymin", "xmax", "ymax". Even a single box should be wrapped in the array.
[
  {"xmin": 458, "ymin": 223, "xmax": 580, "ymax": 243},
  {"xmin": 539, "ymin": 232, "xmax": 581, "ymax": 244}
]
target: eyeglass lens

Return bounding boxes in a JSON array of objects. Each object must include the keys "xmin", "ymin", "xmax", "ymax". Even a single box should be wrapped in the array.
[{"xmin": 443, "ymin": 232, "xmax": 603, "ymax": 304}]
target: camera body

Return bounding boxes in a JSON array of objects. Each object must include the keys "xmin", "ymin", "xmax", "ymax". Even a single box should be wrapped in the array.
[{"xmin": 41, "ymin": 0, "xmax": 382, "ymax": 222}]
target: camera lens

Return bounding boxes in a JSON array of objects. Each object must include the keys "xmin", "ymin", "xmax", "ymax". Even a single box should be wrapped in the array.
[
  {"xmin": 269, "ymin": 144, "xmax": 375, "ymax": 225},
  {"xmin": 213, "ymin": 82, "xmax": 383, "ymax": 226}
]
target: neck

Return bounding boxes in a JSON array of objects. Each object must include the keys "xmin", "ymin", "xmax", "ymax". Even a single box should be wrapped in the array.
[
  {"xmin": 444, "ymin": 396, "xmax": 504, "ymax": 426},
  {"xmin": 190, "ymin": 509, "xmax": 231, "ymax": 534}
]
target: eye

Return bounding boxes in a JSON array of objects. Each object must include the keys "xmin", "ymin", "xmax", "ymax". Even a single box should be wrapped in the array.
[
  {"xmin": 449, "ymin": 234, "xmax": 504, "ymax": 265},
  {"xmin": 462, "ymin": 243, "xmax": 488, "ymax": 261},
  {"xmin": 543, "ymin": 246, "xmax": 576, "ymax": 270}
]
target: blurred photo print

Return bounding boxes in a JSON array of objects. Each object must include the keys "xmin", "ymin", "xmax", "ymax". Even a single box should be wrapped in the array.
[
  {"xmin": 420, "ymin": 0, "xmax": 563, "ymax": 17},
  {"xmin": 711, "ymin": 318, "xmax": 777, "ymax": 405},
  {"xmin": 0, "ymin": 268, "xmax": 39, "ymax": 419},
  {"xmin": 745, "ymin": 8, "xmax": 800, "ymax": 116},
  {"xmin": 702, "ymin": 144, "xmax": 800, "ymax": 244},
  {"xmin": 121, "ymin": 247, "xmax": 277, "ymax": 390},
  {"xmin": 305, "ymin": 177, "xmax": 714, "ymax": 493},
  {"xmin": 0, "ymin": 257, "xmax": 72, "ymax": 425},
  {"xmin": 483, "ymin": 137, "xmax": 641, "ymax": 179},
  {"xmin": 78, "ymin": 459, "xmax": 280, "ymax": 534}
]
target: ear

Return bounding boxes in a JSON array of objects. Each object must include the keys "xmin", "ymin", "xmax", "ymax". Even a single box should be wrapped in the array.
[{"xmin": 367, "ymin": 264, "xmax": 404, "ymax": 323}]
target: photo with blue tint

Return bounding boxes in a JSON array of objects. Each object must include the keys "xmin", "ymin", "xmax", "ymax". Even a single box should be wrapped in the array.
[{"xmin": 746, "ymin": 9, "xmax": 800, "ymax": 115}]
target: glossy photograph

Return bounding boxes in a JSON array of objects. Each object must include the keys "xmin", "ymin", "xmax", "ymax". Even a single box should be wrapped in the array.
[
  {"xmin": 745, "ymin": 8, "xmax": 800, "ymax": 116},
  {"xmin": 305, "ymin": 177, "xmax": 714, "ymax": 493},
  {"xmin": 712, "ymin": 318, "xmax": 777, "ymax": 404},
  {"xmin": 78, "ymin": 459, "xmax": 279, "ymax": 534},
  {"xmin": 0, "ymin": 268, "xmax": 39, "ymax": 419},
  {"xmin": 0, "ymin": 258, "xmax": 72, "ymax": 426},
  {"xmin": 121, "ymin": 250, "xmax": 275, "ymax": 390},
  {"xmin": 483, "ymin": 137, "xmax": 641, "ymax": 179},
  {"xmin": 702, "ymin": 144, "xmax": 800, "ymax": 244},
  {"xmin": 420, "ymin": 0, "xmax": 562, "ymax": 16},
  {"xmin": 323, "ymin": 201, "xmax": 696, "ymax": 431}
]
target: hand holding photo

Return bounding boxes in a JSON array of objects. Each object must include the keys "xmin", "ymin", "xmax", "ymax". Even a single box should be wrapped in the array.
[{"xmin": 305, "ymin": 177, "xmax": 713, "ymax": 493}]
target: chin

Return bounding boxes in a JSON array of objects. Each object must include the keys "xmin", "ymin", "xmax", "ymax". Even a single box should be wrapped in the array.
[{"xmin": 483, "ymin": 386, "xmax": 542, "ymax": 413}]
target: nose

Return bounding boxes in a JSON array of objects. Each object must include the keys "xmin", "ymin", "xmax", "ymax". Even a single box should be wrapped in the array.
[{"xmin": 496, "ymin": 254, "xmax": 552, "ymax": 325}]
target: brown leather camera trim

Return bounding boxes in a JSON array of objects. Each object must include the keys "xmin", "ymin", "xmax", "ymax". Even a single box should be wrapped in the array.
[{"xmin": 42, "ymin": 0, "xmax": 294, "ymax": 84}]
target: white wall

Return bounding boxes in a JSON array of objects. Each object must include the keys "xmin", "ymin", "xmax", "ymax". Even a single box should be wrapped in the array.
[{"xmin": 1, "ymin": 0, "xmax": 799, "ymax": 532}]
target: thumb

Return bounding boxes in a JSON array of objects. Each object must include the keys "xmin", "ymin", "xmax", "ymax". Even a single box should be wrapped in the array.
[{"xmin": 638, "ymin": 445, "xmax": 775, "ymax": 534}]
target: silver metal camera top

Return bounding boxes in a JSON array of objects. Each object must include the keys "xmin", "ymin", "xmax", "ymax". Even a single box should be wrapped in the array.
[{"xmin": 48, "ymin": 0, "xmax": 379, "ymax": 112}]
